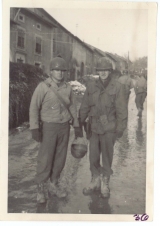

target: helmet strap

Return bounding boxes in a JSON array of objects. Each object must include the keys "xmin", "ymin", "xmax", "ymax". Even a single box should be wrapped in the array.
[{"xmin": 50, "ymin": 74, "xmax": 62, "ymax": 84}]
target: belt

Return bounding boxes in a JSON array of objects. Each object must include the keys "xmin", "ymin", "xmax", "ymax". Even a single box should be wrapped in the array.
[{"xmin": 43, "ymin": 121, "xmax": 69, "ymax": 126}]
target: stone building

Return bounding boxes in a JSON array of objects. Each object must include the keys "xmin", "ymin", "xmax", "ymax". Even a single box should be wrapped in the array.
[
  {"xmin": 10, "ymin": 8, "xmax": 95, "ymax": 79},
  {"xmin": 10, "ymin": 8, "xmax": 57, "ymax": 73},
  {"xmin": 10, "ymin": 8, "xmax": 128, "ymax": 80}
]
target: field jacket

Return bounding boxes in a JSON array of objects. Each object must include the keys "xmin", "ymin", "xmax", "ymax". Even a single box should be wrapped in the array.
[
  {"xmin": 134, "ymin": 76, "xmax": 147, "ymax": 94},
  {"xmin": 29, "ymin": 77, "xmax": 79, "ymax": 130},
  {"xmin": 79, "ymin": 78, "xmax": 128, "ymax": 134},
  {"xmin": 118, "ymin": 75, "xmax": 134, "ymax": 94}
]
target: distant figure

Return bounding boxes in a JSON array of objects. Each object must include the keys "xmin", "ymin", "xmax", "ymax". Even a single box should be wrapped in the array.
[
  {"xmin": 134, "ymin": 74, "xmax": 147, "ymax": 117},
  {"xmin": 118, "ymin": 69, "xmax": 134, "ymax": 102},
  {"xmin": 110, "ymin": 69, "xmax": 122, "ymax": 80}
]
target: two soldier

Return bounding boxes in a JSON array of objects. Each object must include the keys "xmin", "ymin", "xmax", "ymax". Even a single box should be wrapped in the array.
[{"xmin": 30, "ymin": 55, "xmax": 146, "ymax": 202}]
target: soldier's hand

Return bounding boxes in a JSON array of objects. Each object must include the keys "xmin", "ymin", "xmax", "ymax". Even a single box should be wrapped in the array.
[
  {"xmin": 31, "ymin": 129, "xmax": 41, "ymax": 142},
  {"xmin": 74, "ymin": 127, "xmax": 83, "ymax": 139},
  {"xmin": 116, "ymin": 131, "xmax": 123, "ymax": 139}
]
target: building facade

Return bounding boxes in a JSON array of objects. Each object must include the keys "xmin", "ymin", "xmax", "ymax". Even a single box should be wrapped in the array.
[
  {"xmin": 10, "ymin": 8, "xmax": 127, "ymax": 80},
  {"xmin": 10, "ymin": 8, "xmax": 57, "ymax": 73}
]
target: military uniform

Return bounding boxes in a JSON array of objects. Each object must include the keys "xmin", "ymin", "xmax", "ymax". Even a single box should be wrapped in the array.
[
  {"xmin": 79, "ymin": 77, "xmax": 128, "ymax": 178},
  {"xmin": 134, "ymin": 76, "xmax": 147, "ymax": 115},
  {"xmin": 29, "ymin": 77, "xmax": 79, "ymax": 184},
  {"xmin": 118, "ymin": 74, "xmax": 134, "ymax": 102}
]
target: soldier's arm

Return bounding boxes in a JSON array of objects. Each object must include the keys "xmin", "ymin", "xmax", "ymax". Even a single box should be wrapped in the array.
[
  {"xmin": 144, "ymin": 79, "xmax": 147, "ymax": 93},
  {"xmin": 130, "ymin": 78, "xmax": 134, "ymax": 89},
  {"xmin": 69, "ymin": 88, "xmax": 79, "ymax": 127},
  {"xmin": 133, "ymin": 80, "xmax": 138, "ymax": 94},
  {"xmin": 79, "ymin": 87, "xmax": 90, "ymax": 124},
  {"xmin": 115, "ymin": 84, "xmax": 128, "ymax": 132},
  {"xmin": 29, "ymin": 82, "xmax": 46, "ymax": 130}
]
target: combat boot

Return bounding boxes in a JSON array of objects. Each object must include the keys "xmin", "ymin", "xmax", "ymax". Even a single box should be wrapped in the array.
[
  {"xmin": 100, "ymin": 175, "xmax": 110, "ymax": 198},
  {"xmin": 37, "ymin": 183, "xmax": 46, "ymax": 204},
  {"xmin": 83, "ymin": 176, "xmax": 101, "ymax": 195},
  {"xmin": 48, "ymin": 181, "xmax": 67, "ymax": 198}
]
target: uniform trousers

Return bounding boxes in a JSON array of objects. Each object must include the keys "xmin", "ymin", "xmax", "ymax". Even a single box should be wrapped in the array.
[
  {"xmin": 135, "ymin": 93, "xmax": 147, "ymax": 110},
  {"xmin": 89, "ymin": 131, "xmax": 116, "ymax": 178},
  {"xmin": 35, "ymin": 121, "xmax": 70, "ymax": 184}
]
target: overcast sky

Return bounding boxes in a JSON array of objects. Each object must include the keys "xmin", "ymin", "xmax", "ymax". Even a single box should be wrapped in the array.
[{"xmin": 45, "ymin": 8, "xmax": 148, "ymax": 61}]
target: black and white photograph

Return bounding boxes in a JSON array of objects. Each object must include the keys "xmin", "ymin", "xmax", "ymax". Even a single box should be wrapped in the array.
[{"xmin": 0, "ymin": 0, "xmax": 157, "ymax": 221}]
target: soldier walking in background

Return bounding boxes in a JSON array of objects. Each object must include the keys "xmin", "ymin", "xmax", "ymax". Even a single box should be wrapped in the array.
[
  {"xmin": 134, "ymin": 73, "xmax": 147, "ymax": 117},
  {"xmin": 110, "ymin": 69, "xmax": 122, "ymax": 81},
  {"xmin": 118, "ymin": 69, "xmax": 134, "ymax": 102},
  {"xmin": 79, "ymin": 57, "xmax": 128, "ymax": 198},
  {"xmin": 29, "ymin": 56, "xmax": 82, "ymax": 203}
]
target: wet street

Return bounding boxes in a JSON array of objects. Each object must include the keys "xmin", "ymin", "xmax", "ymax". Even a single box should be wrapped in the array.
[{"xmin": 8, "ymin": 89, "xmax": 146, "ymax": 214}]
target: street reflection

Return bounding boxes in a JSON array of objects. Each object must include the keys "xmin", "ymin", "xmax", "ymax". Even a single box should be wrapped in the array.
[
  {"xmin": 136, "ymin": 117, "xmax": 144, "ymax": 146},
  {"xmin": 116, "ymin": 129, "xmax": 129, "ymax": 167},
  {"xmin": 36, "ymin": 202, "xmax": 48, "ymax": 213},
  {"xmin": 36, "ymin": 193, "xmax": 60, "ymax": 213},
  {"xmin": 88, "ymin": 191, "xmax": 112, "ymax": 214}
]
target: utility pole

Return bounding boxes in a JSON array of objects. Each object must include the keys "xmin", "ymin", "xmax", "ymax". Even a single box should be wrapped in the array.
[{"xmin": 127, "ymin": 51, "xmax": 129, "ymax": 76}]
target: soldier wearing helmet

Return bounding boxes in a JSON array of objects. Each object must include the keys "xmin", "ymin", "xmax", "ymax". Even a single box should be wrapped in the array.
[
  {"xmin": 134, "ymin": 73, "xmax": 147, "ymax": 117},
  {"xmin": 118, "ymin": 69, "xmax": 134, "ymax": 103},
  {"xmin": 29, "ymin": 56, "xmax": 82, "ymax": 203},
  {"xmin": 79, "ymin": 57, "xmax": 128, "ymax": 198}
]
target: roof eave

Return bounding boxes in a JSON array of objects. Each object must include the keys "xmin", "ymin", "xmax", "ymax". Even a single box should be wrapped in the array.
[
  {"xmin": 10, "ymin": 19, "xmax": 20, "ymax": 25},
  {"xmin": 21, "ymin": 8, "xmax": 57, "ymax": 27}
]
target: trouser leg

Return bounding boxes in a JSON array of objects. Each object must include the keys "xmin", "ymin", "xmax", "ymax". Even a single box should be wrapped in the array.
[
  {"xmin": 140, "ymin": 93, "xmax": 147, "ymax": 110},
  {"xmin": 127, "ymin": 91, "xmax": 131, "ymax": 103},
  {"xmin": 100, "ymin": 132, "xmax": 116, "ymax": 177},
  {"xmin": 35, "ymin": 123, "xmax": 57, "ymax": 184},
  {"xmin": 89, "ymin": 132, "xmax": 101, "ymax": 177},
  {"xmin": 50, "ymin": 123, "xmax": 70, "ymax": 182},
  {"xmin": 135, "ymin": 93, "xmax": 141, "ymax": 109}
]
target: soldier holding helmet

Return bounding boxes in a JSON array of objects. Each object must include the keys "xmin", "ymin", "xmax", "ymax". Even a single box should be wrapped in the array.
[
  {"xmin": 29, "ymin": 56, "xmax": 82, "ymax": 203},
  {"xmin": 79, "ymin": 57, "xmax": 128, "ymax": 198}
]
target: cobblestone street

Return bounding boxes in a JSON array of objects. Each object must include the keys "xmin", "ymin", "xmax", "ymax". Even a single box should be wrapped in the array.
[{"xmin": 8, "ymin": 90, "xmax": 146, "ymax": 214}]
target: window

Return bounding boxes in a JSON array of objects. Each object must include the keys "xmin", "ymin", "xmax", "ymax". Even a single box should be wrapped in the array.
[
  {"xmin": 17, "ymin": 58, "xmax": 23, "ymax": 63},
  {"xmin": 16, "ymin": 53, "xmax": 26, "ymax": 63},
  {"xmin": 17, "ymin": 28, "xmax": 25, "ymax": 49},
  {"xmin": 36, "ymin": 23, "xmax": 41, "ymax": 31},
  {"xmin": 18, "ymin": 14, "xmax": 25, "ymax": 23},
  {"xmin": 35, "ymin": 62, "xmax": 41, "ymax": 67},
  {"xmin": 35, "ymin": 36, "xmax": 42, "ymax": 54}
]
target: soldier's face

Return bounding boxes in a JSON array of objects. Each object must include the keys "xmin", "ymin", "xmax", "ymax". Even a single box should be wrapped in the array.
[
  {"xmin": 99, "ymin": 70, "xmax": 110, "ymax": 80},
  {"xmin": 50, "ymin": 70, "xmax": 64, "ymax": 81}
]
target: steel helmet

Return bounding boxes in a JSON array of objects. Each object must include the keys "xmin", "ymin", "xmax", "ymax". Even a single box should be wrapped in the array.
[
  {"xmin": 50, "ymin": 56, "xmax": 67, "ymax": 71},
  {"xmin": 71, "ymin": 143, "xmax": 87, "ymax": 159},
  {"xmin": 96, "ymin": 57, "xmax": 113, "ymax": 71}
]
